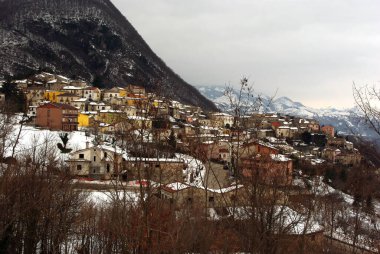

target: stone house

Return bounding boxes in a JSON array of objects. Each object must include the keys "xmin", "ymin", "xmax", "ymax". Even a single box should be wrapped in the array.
[
  {"xmin": 335, "ymin": 151, "xmax": 362, "ymax": 166},
  {"xmin": 322, "ymin": 148, "xmax": 341, "ymax": 163},
  {"xmin": 66, "ymin": 145, "xmax": 126, "ymax": 179},
  {"xmin": 81, "ymin": 86, "xmax": 101, "ymax": 101},
  {"xmin": 125, "ymin": 157, "xmax": 185, "ymax": 183},
  {"xmin": 197, "ymin": 140, "xmax": 231, "ymax": 162},
  {"xmin": 57, "ymin": 93, "xmax": 80, "ymax": 104},
  {"xmin": 276, "ymin": 126, "xmax": 291, "ymax": 138},
  {"xmin": 26, "ymin": 87, "xmax": 46, "ymax": 107},
  {"xmin": 327, "ymin": 137, "xmax": 346, "ymax": 148},
  {"xmin": 126, "ymin": 85, "xmax": 146, "ymax": 97},
  {"xmin": 62, "ymin": 86, "xmax": 83, "ymax": 96},
  {"xmin": 88, "ymin": 102, "xmax": 111, "ymax": 111},
  {"xmin": 210, "ymin": 113, "xmax": 234, "ymax": 128},
  {"xmin": 241, "ymin": 154, "xmax": 293, "ymax": 185},
  {"xmin": 103, "ymin": 87, "xmax": 120, "ymax": 101}
]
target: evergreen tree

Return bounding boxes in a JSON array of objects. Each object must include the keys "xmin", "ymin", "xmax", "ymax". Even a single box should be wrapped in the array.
[
  {"xmin": 0, "ymin": 80, "xmax": 26, "ymax": 113},
  {"xmin": 57, "ymin": 133, "xmax": 72, "ymax": 154},
  {"xmin": 168, "ymin": 130, "xmax": 176, "ymax": 149}
]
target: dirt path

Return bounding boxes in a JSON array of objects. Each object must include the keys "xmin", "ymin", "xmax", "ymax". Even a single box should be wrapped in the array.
[{"xmin": 203, "ymin": 161, "xmax": 231, "ymax": 189}]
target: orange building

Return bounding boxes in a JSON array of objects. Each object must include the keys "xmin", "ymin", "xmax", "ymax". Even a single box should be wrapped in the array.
[
  {"xmin": 36, "ymin": 103, "xmax": 78, "ymax": 131},
  {"xmin": 321, "ymin": 125, "xmax": 335, "ymax": 137},
  {"xmin": 240, "ymin": 141, "xmax": 279, "ymax": 158}
]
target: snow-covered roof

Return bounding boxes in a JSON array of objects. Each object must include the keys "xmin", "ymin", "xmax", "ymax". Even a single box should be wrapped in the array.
[
  {"xmin": 73, "ymin": 98, "xmax": 87, "ymax": 102},
  {"xmin": 127, "ymin": 116, "xmax": 150, "ymax": 121},
  {"xmin": 63, "ymin": 86, "xmax": 82, "ymax": 90},
  {"xmin": 271, "ymin": 154, "xmax": 291, "ymax": 162},
  {"xmin": 99, "ymin": 110, "xmax": 123, "ymax": 113},
  {"xmin": 125, "ymin": 157, "xmax": 184, "ymax": 163},
  {"xmin": 47, "ymin": 79, "xmax": 57, "ymax": 83},
  {"xmin": 199, "ymin": 184, "xmax": 244, "ymax": 194},
  {"xmin": 80, "ymin": 111, "xmax": 98, "ymax": 115},
  {"xmin": 164, "ymin": 182, "xmax": 190, "ymax": 191},
  {"xmin": 212, "ymin": 112, "xmax": 233, "ymax": 117}
]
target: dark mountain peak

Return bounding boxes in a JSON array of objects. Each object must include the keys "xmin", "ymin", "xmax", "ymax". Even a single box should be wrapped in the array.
[{"xmin": 0, "ymin": 0, "xmax": 217, "ymax": 111}]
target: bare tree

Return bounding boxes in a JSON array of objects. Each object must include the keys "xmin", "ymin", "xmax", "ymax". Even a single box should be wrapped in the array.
[{"xmin": 353, "ymin": 83, "xmax": 380, "ymax": 136}]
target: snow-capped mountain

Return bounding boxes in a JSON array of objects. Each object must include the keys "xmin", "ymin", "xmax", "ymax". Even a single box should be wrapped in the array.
[
  {"xmin": 0, "ymin": 0, "xmax": 216, "ymax": 111},
  {"xmin": 197, "ymin": 85, "xmax": 380, "ymax": 144}
]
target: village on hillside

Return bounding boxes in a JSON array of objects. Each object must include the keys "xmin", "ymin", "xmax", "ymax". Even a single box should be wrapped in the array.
[{"xmin": 0, "ymin": 72, "xmax": 378, "ymax": 253}]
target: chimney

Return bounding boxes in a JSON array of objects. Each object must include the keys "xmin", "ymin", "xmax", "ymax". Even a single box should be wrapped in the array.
[{"xmin": 86, "ymin": 141, "xmax": 90, "ymax": 149}]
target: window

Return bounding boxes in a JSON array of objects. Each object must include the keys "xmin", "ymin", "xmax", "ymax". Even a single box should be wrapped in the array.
[
  {"xmin": 77, "ymin": 165, "xmax": 82, "ymax": 170},
  {"xmin": 79, "ymin": 154, "xmax": 84, "ymax": 159},
  {"xmin": 104, "ymin": 152, "xmax": 107, "ymax": 158},
  {"xmin": 93, "ymin": 156, "xmax": 96, "ymax": 162},
  {"xmin": 107, "ymin": 164, "xmax": 110, "ymax": 173},
  {"xmin": 155, "ymin": 164, "xmax": 160, "ymax": 168},
  {"xmin": 209, "ymin": 196, "xmax": 215, "ymax": 203}
]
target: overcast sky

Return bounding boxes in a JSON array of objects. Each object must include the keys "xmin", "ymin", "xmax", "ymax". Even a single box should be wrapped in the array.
[{"xmin": 111, "ymin": 0, "xmax": 380, "ymax": 108}]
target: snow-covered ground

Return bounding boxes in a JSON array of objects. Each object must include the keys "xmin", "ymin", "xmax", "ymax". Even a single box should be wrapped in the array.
[
  {"xmin": 4, "ymin": 123, "xmax": 94, "ymax": 162},
  {"xmin": 175, "ymin": 153, "xmax": 206, "ymax": 187},
  {"xmin": 293, "ymin": 176, "xmax": 380, "ymax": 251},
  {"xmin": 85, "ymin": 190, "xmax": 140, "ymax": 205},
  {"xmin": 4, "ymin": 122, "xmax": 207, "ymax": 190}
]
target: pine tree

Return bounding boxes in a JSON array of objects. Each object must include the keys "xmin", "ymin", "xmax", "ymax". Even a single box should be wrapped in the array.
[{"xmin": 57, "ymin": 133, "xmax": 72, "ymax": 153}]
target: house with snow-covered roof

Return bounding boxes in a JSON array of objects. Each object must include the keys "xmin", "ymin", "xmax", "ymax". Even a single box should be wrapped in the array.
[
  {"xmin": 210, "ymin": 112, "xmax": 234, "ymax": 128},
  {"xmin": 81, "ymin": 86, "xmax": 101, "ymax": 101}
]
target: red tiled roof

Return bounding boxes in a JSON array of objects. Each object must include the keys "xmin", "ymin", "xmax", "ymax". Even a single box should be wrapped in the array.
[{"xmin": 38, "ymin": 102, "xmax": 78, "ymax": 110}]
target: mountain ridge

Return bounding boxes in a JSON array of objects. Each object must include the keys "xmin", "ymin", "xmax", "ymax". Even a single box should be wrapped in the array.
[
  {"xmin": 197, "ymin": 85, "xmax": 380, "ymax": 145},
  {"xmin": 0, "ymin": 0, "xmax": 217, "ymax": 111}
]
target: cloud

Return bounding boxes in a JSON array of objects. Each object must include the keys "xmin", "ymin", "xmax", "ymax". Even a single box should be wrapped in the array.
[{"xmin": 111, "ymin": 0, "xmax": 380, "ymax": 108}]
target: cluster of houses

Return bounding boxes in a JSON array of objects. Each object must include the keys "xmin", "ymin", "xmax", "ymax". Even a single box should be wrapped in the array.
[{"xmin": 8, "ymin": 72, "xmax": 361, "ymax": 184}]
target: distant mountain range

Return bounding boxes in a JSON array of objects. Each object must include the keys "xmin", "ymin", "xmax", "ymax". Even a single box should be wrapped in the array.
[
  {"xmin": 197, "ymin": 85, "xmax": 380, "ymax": 145},
  {"xmin": 0, "ymin": 0, "xmax": 216, "ymax": 111}
]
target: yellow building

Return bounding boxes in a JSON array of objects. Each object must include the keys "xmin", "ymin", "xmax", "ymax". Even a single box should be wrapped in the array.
[
  {"xmin": 44, "ymin": 91, "xmax": 64, "ymax": 102},
  {"xmin": 78, "ymin": 112, "xmax": 97, "ymax": 127},
  {"xmin": 125, "ymin": 97, "xmax": 148, "ymax": 108},
  {"xmin": 97, "ymin": 110, "xmax": 125, "ymax": 124},
  {"xmin": 118, "ymin": 88, "xmax": 127, "ymax": 97}
]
